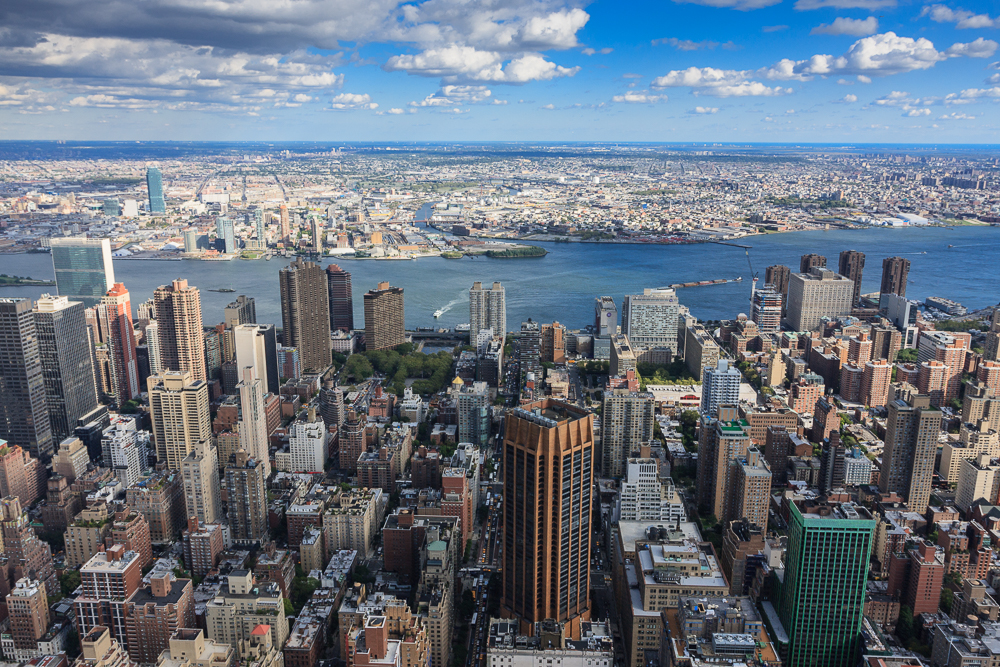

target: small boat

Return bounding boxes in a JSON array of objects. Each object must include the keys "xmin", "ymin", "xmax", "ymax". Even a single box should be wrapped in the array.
[
  {"xmin": 948, "ymin": 244, "xmax": 954, "ymax": 248},
  {"xmin": 209, "ymin": 288, "xmax": 236, "ymax": 293},
  {"xmin": 433, "ymin": 309, "xmax": 444, "ymax": 318}
]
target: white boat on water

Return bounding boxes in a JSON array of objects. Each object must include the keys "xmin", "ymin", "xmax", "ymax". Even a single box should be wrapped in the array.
[{"xmin": 433, "ymin": 309, "xmax": 444, "ymax": 318}]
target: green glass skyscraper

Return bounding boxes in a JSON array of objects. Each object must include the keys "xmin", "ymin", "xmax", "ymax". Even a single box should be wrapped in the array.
[
  {"xmin": 776, "ymin": 501, "xmax": 874, "ymax": 667},
  {"xmin": 49, "ymin": 237, "xmax": 115, "ymax": 308},
  {"xmin": 146, "ymin": 166, "xmax": 166, "ymax": 214}
]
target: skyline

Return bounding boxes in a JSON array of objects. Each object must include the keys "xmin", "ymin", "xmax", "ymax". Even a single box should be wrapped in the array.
[{"xmin": 1, "ymin": 0, "xmax": 999, "ymax": 142}]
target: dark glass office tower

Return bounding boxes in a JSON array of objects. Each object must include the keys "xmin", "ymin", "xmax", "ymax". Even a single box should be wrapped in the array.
[
  {"xmin": 146, "ymin": 167, "xmax": 166, "ymax": 214},
  {"xmin": 326, "ymin": 264, "xmax": 354, "ymax": 332},
  {"xmin": 0, "ymin": 298, "xmax": 53, "ymax": 460}
]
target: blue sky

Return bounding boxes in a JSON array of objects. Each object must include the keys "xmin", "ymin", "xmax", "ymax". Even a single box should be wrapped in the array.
[{"xmin": 1, "ymin": 0, "xmax": 998, "ymax": 142}]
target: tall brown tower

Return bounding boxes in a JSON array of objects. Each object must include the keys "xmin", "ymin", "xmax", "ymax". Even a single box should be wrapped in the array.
[
  {"xmin": 363, "ymin": 282, "xmax": 405, "ymax": 351},
  {"xmin": 502, "ymin": 399, "xmax": 593, "ymax": 639},
  {"xmin": 279, "ymin": 259, "xmax": 331, "ymax": 373},
  {"xmin": 838, "ymin": 250, "xmax": 865, "ymax": 307},
  {"xmin": 326, "ymin": 264, "xmax": 354, "ymax": 332},
  {"xmin": 799, "ymin": 253, "xmax": 827, "ymax": 274},
  {"xmin": 880, "ymin": 256, "xmax": 910, "ymax": 298},
  {"xmin": 153, "ymin": 279, "xmax": 206, "ymax": 382}
]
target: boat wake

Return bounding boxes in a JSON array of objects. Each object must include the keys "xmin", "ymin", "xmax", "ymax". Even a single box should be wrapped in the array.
[{"xmin": 433, "ymin": 293, "xmax": 466, "ymax": 318}]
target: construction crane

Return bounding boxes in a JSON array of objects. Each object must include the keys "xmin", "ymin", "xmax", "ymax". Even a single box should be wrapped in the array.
[{"xmin": 710, "ymin": 240, "xmax": 758, "ymax": 304}]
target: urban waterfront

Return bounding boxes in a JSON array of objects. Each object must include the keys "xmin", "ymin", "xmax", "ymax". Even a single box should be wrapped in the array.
[{"xmin": 2, "ymin": 225, "xmax": 997, "ymax": 330}]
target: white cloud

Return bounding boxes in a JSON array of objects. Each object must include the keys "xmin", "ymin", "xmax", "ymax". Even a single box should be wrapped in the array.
[
  {"xmin": 795, "ymin": 0, "xmax": 896, "ymax": 9},
  {"xmin": 763, "ymin": 25, "xmax": 789, "ymax": 32},
  {"xmin": 811, "ymin": 17, "xmax": 879, "ymax": 36},
  {"xmin": 384, "ymin": 47, "xmax": 579, "ymax": 84},
  {"xmin": 838, "ymin": 93, "xmax": 858, "ymax": 102},
  {"xmin": 671, "ymin": 0, "xmax": 781, "ymax": 10},
  {"xmin": 623, "ymin": 73, "xmax": 644, "ymax": 78},
  {"xmin": 651, "ymin": 66, "xmax": 793, "ymax": 97},
  {"xmin": 581, "ymin": 47, "xmax": 613, "ymax": 55},
  {"xmin": 922, "ymin": 5, "xmax": 999, "ymax": 29},
  {"xmin": 949, "ymin": 86, "xmax": 1000, "ymax": 100},
  {"xmin": 612, "ymin": 91, "xmax": 667, "ymax": 103},
  {"xmin": 988, "ymin": 73, "xmax": 1000, "ymax": 84},
  {"xmin": 654, "ymin": 38, "xmax": 720, "ymax": 50},
  {"xmin": 690, "ymin": 106, "xmax": 719, "ymax": 113},
  {"xmin": 837, "ymin": 78, "xmax": 854, "ymax": 85},
  {"xmin": 857, "ymin": 75, "xmax": 872, "ymax": 83},
  {"xmin": 904, "ymin": 108, "xmax": 931, "ymax": 116},
  {"xmin": 439, "ymin": 108, "xmax": 469, "ymax": 114},
  {"xmin": 330, "ymin": 93, "xmax": 378, "ymax": 110},
  {"xmin": 540, "ymin": 103, "xmax": 556, "ymax": 109},
  {"xmin": 939, "ymin": 112, "xmax": 976, "ymax": 119},
  {"xmin": 410, "ymin": 85, "xmax": 496, "ymax": 106},
  {"xmin": 945, "ymin": 38, "xmax": 999, "ymax": 59},
  {"xmin": 386, "ymin": 108, "xmax": 406, "ymax": 114}
]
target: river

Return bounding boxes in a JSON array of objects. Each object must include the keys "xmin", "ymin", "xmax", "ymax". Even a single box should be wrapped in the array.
[{"xmin": 1, "ymin": 226, "xmax": 997, "ymax": 331}]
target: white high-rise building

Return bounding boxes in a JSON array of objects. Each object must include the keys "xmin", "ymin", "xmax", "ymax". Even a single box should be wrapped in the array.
[
  {"xmin": 618, "ymin": 457, "xmax": 687, "ymax": 525},
  {"xmin": 145, "ymin": 320, "xmax": 162, "ymax": 375},
  {"xmin": 289, "ymin": 409, "xmax": 327, "ymax": 473},
  {"xmin": 622, "ymin": 288, "xmax": 680, "ymax": 353},
  {"xmin": 101, "ymin": 415, "xmax": 149, "ymax": 488},
  {"xmin": 182, "ymin": 438, "xmax": 222, "ymax": 524},
  {"xmin": 234, "ymin": 324, "xmax": 271, "ymax": 393},
  {"xmin": 469, "ymin": 281, "xmax": 506, "ymax": 338},
  {"xmin": 237, "ymin": 366, "xmax": 270, "ymax": 478},
  {"xmin": 701, "ymin": 359, "xmax": 742, "ymax": 414}
]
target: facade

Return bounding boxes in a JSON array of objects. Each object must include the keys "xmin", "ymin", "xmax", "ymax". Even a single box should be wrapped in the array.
[
  {"xmin": 182, "ymin": 518, "xmax": 225, "ymax": 576},
  {"xmin": 799, "ymin": 253, "xmax": 826, "ymax": 273},
  {"xmin": 880, "ymin": 256, "xmax": 910, "ymax": 298},
  {"xmin": 0, "ymin": 442, "xmax": 44, "ymax": 506},
  {"xmin": 49, "ymin": 237, "xmax": 115, "ymax": 307},
  {"xmin": 66, "ymin": 504, "xmax": 113, "ymax": 568},
  {"xmin": 224, "ymin": 295, "xmax": 256, "ymax": 327},
  {"xmin": 327, "ymin": 264, "xmax": 355, "ymax": 332},
  {"xmin": 519, "ymin": 321, "xmax": 541, "ymax": 379},
  {"xmin": 594, "ymin": 297, "xmax": 617, "ymax": 337},
  {"xmin": 98, "ymin": 284, "xmax": 140, "ymax": 405},
  {"xmin": 1, "ymin": 496, "xmax": 58, "ymax": 595},
  {"xmin": 618, "ymin": 458, "xmax": 686, "ymax": 525},
  {"xmin": 775, "ymin": 502, "xmax": 874, "ymax": 667},
  {"xmin": 785, "ymin": 267, "xmax": 855, "ymax": 332},
  {"xmin": 289, "ymin": 409, "xmax": 328, "ymax": 473},
  {"xmin": 725, "ymin": 447, "xmax": 771, "ymax": 531},
  {"xmin": 205, "ymin": 571, "xmax": 288, "ymax": 660},
  {"xmin": 126, "ymin": 470, "xmax": 185, "ymax": 543},
  {"xmin": 470, "ymin": 281, "xmax": 506, "ymax": 338},
  {"xmin": 363, "ymin": 281, "xmax": 405, "ymax": 351},
  {"xmin": 600, "ymin": 387, "xmax": 654, "ymax": 479},
  {"xmin": 6, "ymin": 578, "xmax": 49, "ymax": 658},
  {"xmin": 76, "ymin": 626, "xmax": 131, "ymax": 667},
  {"xmin": 502, "ymin": 400, "xmax": 593, "ymax": 639},
  {"xmin": 237, "ymin": 365, "xmax": 271, "ymax": 478},
  {"xmin": 33, "ymin": 295, "xmax": 100, "ymax": 440},
  {"xmin": 838, "ymin": 250, "xmax": 866, "ymax": 307},
  {"xmin": 879, "ymin": 388, "xmax": 940, "ymax": 513},
  {"xmin": 695, "ymin": 407, "xmax": 750, "ymax": 520},
  {"xmin": 123, "ymin": 574, "xmax": 195, "ymax": 664},
  {"xmin": 0, "ymin": 298, "xmax": 53, "ymax": 460},
  {"xmin": 280, "ymin": 259, "xmax": 332, "ymax": 372},
  {"xmin": 455, "ymin": 381, "xmax": 490, "ymax": 446},
  {"xmin": 701, "ymin": 359, "xmax": 741, "ymax": 416},
  {"xmin": 750, "ymin": 286, "xmax": 782, "ymax": 334},
  {"xmin": 148, "ymin": 371, "xmax": 210, "ymax": 469},
  {"xmin": 181, "ymin": 439, "xmax": 222, "ymax": 525},
  {"xmin": 147, "ymin": 167, "xmax": 166, "ymax": 213},
  {"xmin": 74, "ymin": 546, "xmax": 143, "ymax": 650},
  {"xmin": 54, "ymin": 435, "xmax": 90, "ymax": 482},
  {"xmin": 234, "ymin": 324, "xmax": 279, "ymax": 397},
  {"xmin": 609, "ymin": 333, "xmax": 637, "ymax": 378},
  {"xmin": 621, "ymin": 288, "xmax": 680, "ymax": 353},
  {"xmin": 323, "ymin": 488, "xmax": 385, "ymax": 557},
  {"xmin": 764, "ymin": 265, "xmax": 791, "ymax": 315},
  {"xmin": 153, "ymin": 279, "xmax": 206, "ymax": 382},
  {"xmin": 101, "ymin": 416, "xmax": 148, "ymax": 489},
  {"xmin": 485, "ymin": 619, "xmax": 613, "ymax": 667},
  {"xmin": 224, "ymin": 450, "xmax": 268, "ymax": 545},
  {"xmin": 156, "ymin": 628, "xmax": 235, "ymax": 667}
]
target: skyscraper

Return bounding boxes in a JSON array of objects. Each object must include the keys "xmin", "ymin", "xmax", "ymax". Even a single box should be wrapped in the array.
[
  {"xmin": 326, "ymin": 264, "xmax": 355, "ymax": 332},
  {"xmin": 518, "ymin": 320, "xmax": 541, "ymax": 379},
  {"xmin": 237, "ymin": 366, "xmax": 270, "ymax": 479},
  {"xmin": 147, "ymin": 371, "xmax": 211, "ymax": 470},
  {"xmin": 225, "ymin": 449, "xmax": 268, "ymax": 545},
  {"xmin": 217, "ymin": 217, "xmax": 236, "ymax": 254},
  {"xmin": 311, "ymin": 217, "xmax": 322, "ymax": 253},
  {"xmin": 469, "ymin": 281, "xmax": 506, "ymax": 338},
  {"xmin": 695, "ymin": 405, "xmax": 750, "ymax": 520},
  {"xmin": 6, "ymin": 578, "xmax": 49, "ymax": 658},
  {"xmin": 153, "ymin": 279, "xmax": 206, "ymax": 382},
  {"xmin": 594, "ymin": 296, "xmax": 617, "ymax": 336},
  {"xmin": 776, "ymin": 501, "xmax": 874, "ymax": 667},
  {"xmin": 750, "ymin": 285, "xmax": 782, "ymax": 334},
  {"xmin": 726, "ymin": 447, "xmax": 771, "ymax": 530},
  {"xmin": 280, "ymin": 259, "xmax": 331, "ymax": 372},
  {"xmin": 279, "ymin": 204, "xmax": 290, "ymax": 243},
  {"xmin": 33, "ymin": 295, "xmax": 99, "ymax": 441},
  {"xmin": 0, "ymin": 298, "xmax": 53, "ymax": 460},
  {"xmin": 764, "ymin": 264, "xmax": 791, "ymax": 317},
  {"xmin": 147, "ymin": 167, "xmax": 166, "ymax": 214},
  {"xmin": 502, "ymin": 400, "xmax": 592, "ymax": 639},
  {"xmin": 234, "ymin": 324, "xmax": 279, "ymax": 397},
  {"xmin": 701, "ymin": 359, "xmax": 741, "ymax": 415},
  {"xmin": 621, "ymin": 288, "xmax": 679, "ymax": 353},
  {"xmin": 785, "ymin": 267, "xmax": 854, "ymax": 332},
  {"xmin": 49, "ymin": 237, "xmax": 115, "ymax": 308},
  {"xmin": 254, "ymin": 209, "xmax": 266, "ymax": 245},
  {"xmin": 600, "ymin": 386, "xmax": 654, "ymax": 478},
  {"xmin": 224, "ymin": 295, "xmax": 256, "ymax": 327},
  {"xmin": 799, "ymin": 253, "xmax": 826, "ymax": 274},
  {"xmin": 838, "ymin": 250, "xmax": 865, "ymax": 307},
  {"xmin": 99, "ymin": 283, "xmax": 140, "ymax": 406},
  {"xmin": 363, "ymin": 281, "xmax": 404, "ymax": 352},
  {"xmin": 879, "ymin": 387, "xmax": 940, "ymax": 513},
  {"xmin": 182, "ymin": 438, "xmax": 222, "ymax": 526},
  {"xmin": 880, "ymin": 256, "xmax": 910, "ymax": 299},
  {"xmin": 146, "ymin": 321, "xmax": 162, "ymax": 376}
]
